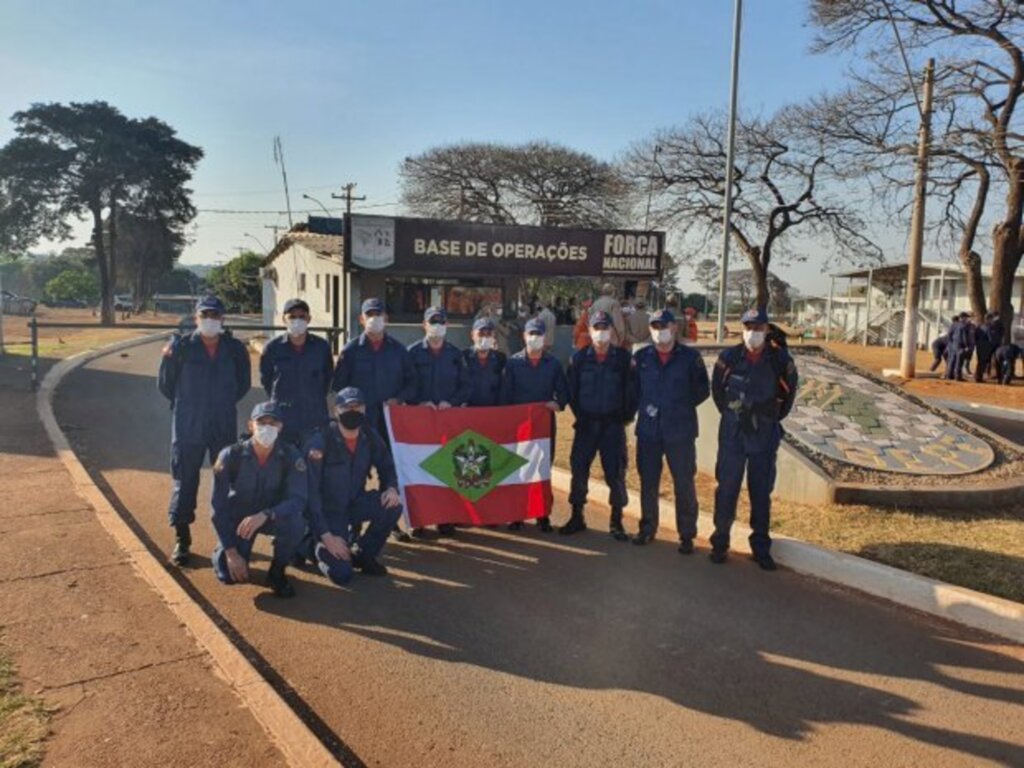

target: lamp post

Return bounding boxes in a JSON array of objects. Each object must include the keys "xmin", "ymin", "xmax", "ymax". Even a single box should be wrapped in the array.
[
  {"xmin": 302, "ymin": 193, "xmax": 332, "ymax": 217},
  {"xmin": 243, "ymin": 232, "xmax": 268, "ymax": 253},
  {"xmin": 716, "ymin": 0, "xmax": 743, "ymax": 343},
  {"xmin": 644, "ymin": 145, "xmax": 663, "ymax": 229}
]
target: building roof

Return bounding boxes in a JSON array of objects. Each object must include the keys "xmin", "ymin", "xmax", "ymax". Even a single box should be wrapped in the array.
[
  {"xmin": 829, "ymin": 261, "xmax": 1003, "ymax": 281},
  {"xmin": 264, "ymin": 231, "xmax": 344, "ymax": 267}
]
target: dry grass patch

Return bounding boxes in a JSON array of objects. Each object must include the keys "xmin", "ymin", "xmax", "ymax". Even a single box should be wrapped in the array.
[{"xmin": 0, "ymin": 649, "xmax": 50, "ymax": 768}]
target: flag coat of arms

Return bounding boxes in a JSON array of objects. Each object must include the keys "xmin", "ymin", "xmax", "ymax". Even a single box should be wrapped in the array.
[{"xmin": 384, "ymin": 404, "xmax": 553, "ymax": 527}]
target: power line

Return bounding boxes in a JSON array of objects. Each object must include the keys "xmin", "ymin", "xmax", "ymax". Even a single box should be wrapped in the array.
[{"xmin": 196, "ymin": 201, "xmax": 399, "ymax": 215}]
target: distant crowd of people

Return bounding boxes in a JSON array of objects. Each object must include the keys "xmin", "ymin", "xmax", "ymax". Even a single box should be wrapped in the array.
[{"xmin": 929, "ymin": 311, "xmax": 1022, "ymax": 385}]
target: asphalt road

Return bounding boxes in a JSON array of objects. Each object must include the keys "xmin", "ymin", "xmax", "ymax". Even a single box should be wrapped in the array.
[{"xmin": 55, "ymin": 339, "xmax": 1024, "ymax": 768}]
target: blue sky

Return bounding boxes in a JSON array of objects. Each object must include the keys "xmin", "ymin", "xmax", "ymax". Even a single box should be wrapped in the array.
[{"xmin": 1, "ymin": 0, "xmax": 879, "ymax": 294}]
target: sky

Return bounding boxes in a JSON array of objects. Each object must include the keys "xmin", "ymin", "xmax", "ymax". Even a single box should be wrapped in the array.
[{"xmin": 0, "ymin": 0, "xmax": 906, "ymax": 296}]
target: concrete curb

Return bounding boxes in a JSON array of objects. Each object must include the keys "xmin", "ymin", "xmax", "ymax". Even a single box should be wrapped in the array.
[
  {"xmin": 37, "ymin": 334, "xmax": 340, "ymax": 768},
  {"xmin": 930, "ymin": 398, "xmax": 1024, "ymax": 423},
  {"xmin": 549, "ymin": 467, "xmax": 1024, "ymax": 645}
]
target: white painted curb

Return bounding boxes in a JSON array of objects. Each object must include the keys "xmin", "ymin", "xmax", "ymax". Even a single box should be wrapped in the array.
[
  {"xmin": 37, "ymin": 334, "xmax": 340, "ymax": 768},
  {"xmin": 930, "ymin": 398, "xmax": 1024, "ymax": 424},
  {"xmin": 550, "ymin": 467, "xmax": 1024, "ymax": 644}
]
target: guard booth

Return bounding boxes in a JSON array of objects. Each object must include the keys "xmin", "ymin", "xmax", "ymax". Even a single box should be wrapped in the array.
[{"xmin": 261, "ymin": 213, "xmax": 664, "ymax": 359}]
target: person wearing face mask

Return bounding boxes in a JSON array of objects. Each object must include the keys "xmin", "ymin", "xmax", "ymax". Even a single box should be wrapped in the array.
[
  {"xmin": 500, "ymin": 318, "xmax": 569, "ymax": 533},
  {"xmin": 158, "ymin": 295, "xmax": 251, "ymax": 567},
  {"xmin": 209, "ymin": 402, "xmax": 307, "ymax": 597},
  {"xmin": 463, "ymin": 317, "xmax": 507, "ymax": 407},
  {"xmin": 305, "ymin": 387, "xmax": 404, "ymax": 579},
  {"xmin": 259, "ymin": 298, "xmax": 334, "ymax": 446},
  {"xmin": 407, "ymin": 306, "xmax": 470, "ymax": 537},
  {"xmin": 709, "ymin": 307, "xmax": 798, "ymax": 571},
  {"xmin": 631, "ymin": 309, "xmax": 710, "ymax": 550},
  {"xmin": 561, "ymin": 311, "xmax": 636, "ymax": 539}
]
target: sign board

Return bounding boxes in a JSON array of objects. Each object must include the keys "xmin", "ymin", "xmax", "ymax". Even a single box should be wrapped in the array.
[{"xmin": 344, "ymin": 214, "xmax": 663, "ymax": 278}]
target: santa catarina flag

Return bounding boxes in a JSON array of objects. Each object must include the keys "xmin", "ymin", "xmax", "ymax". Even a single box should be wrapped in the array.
[{"xmin": 384, "ymin": 403, "xmax": 553, "ymax": 527}]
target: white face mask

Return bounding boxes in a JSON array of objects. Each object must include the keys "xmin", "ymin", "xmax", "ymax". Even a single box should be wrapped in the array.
[
  {"xmin": 651, "ymin": 328, "xmax": 673, "ymax": 345},
  {"xmin": 591, "ymin": 329, "xmax": 611, "ymax": 345},
  {"xmin": 475, "ymin": 337, "xmax": 496, "ymax": 352},
  {"xmin": 743, "ymin": 330, "xmax": 766, "ymax": 351},
  {"xmin": 253, "ymin": 423, "xmax": 279, "ymax": 448},
  {"xmin": 526, "ymin": 335, "xmax": 545, "ymax": 353},
  {"xmin": 364, "ymin": 316, "xmax": 385, "ymax": 334},
  {"xmin": 426, "ymin": 323, "xmax": 447, "ymax": 340},
  {"xmin": 198, "ymin": 318, "xmax": 222, "ymax": 338},
  {"xmin": 286, "ymin": 318, "xmax": 308, "ymax": 337}
]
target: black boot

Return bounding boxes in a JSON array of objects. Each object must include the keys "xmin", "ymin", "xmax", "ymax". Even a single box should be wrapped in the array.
[
  {"xmin": 437, "ymin": 523, "xmax": 457, "ymax": 538},
  {"xmin": 171, "ymin": 524, "xmax": 191, "ymax": 566},
  {"xmin": 265, "ymin": 561, "xmax": 295, "ymax": 598},
  {"xmin": 609, "ymin": 507, "xmax": 629, "ymax": 542},
  {"xmin": 558, "ymin": 506, "xmax": 587, "ymax": 535},
  {"xmin": 536, "ymin": 516, "xmax": 554, "ymax": 533}
]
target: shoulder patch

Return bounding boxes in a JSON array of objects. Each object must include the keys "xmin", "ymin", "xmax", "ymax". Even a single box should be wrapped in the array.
[
  {"xmin": 307, "ymin": 448, "xmax": 324, "ymax": 463},
  {"xmin": 162, "ymin": 342, "xmax": 174, "ymax": 358},
  {"xmin": 213, "ymin": 455, "xmax": 227, "ymax": 474}
]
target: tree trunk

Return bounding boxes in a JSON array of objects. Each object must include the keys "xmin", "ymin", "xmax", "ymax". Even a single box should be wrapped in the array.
[
  {"xmin": 108, "ymin": 198, "xmax": 118, "ymax": 314},
  {"xmin": 91, "ymin": 205, "xmax": 114, "ymax": 326},
  {"xmin": 990, "ymin": 160, "xmax": 1024, "ymax": 344},
  {"xmin": 959, "ymin": 250, "xmax": 987, "ymax": 320}
]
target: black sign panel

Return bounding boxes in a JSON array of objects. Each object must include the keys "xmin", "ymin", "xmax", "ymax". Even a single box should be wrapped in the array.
[{"xmin": 343, "ymin": 214, "xmax": 663, "ymax": 277}]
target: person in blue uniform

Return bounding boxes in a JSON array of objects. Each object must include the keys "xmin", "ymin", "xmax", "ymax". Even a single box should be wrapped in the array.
[
  {"xmin": 463, "ymin": 317, "xmax": 506, "ymax": 407},
  {"xmin": 631, "ymin": 309, "xmax": 710, "ymax": 550},
  {"xmin": 560, "ymin": 311, "xmax": 635, "ymax": 540},
  {"xmin": 407, "ymin": 306, "xmax": 469, "ymax": 537},
  {"xmin": 929, "ymin": 333, "xmax": 949, "ymax": 373},
  {"xmin": 210, "ymin": 401, "xmax": 307, "ymax": 598},
  {"xmin": 158, "ymin": 295, "xmax": 251, "ymax": 566},
  {"xmin": 501, "ymin": 317, "xmax": 569, "ymax": 532},
  {"xmin": 973, "ymin": 312, "xmax": 998, "ymax": 383},
  {"xmin": 305, "ymin": 387, "xmax": 404, "ymax": 579},
  {"xmin": 330, "ymin": 298, "xmax": 417, "ymax": 436},
  {"xmin": 993, "ymin": 343, "xmax": 1022, "ymax": 385},
  {"xmin": 959, "ymin": 314, "xmax": 976, "ymax": 377},
  {"xmin": 259, "ymin": 298, "xmax": 334, "ymax": 446},
  {"xmin": 946, "ymin": 314, "xmax": 967, "ymax": 381},
  {"xmin": 709, "ymin": 308, "xmax": 799, "ymax": 571}
]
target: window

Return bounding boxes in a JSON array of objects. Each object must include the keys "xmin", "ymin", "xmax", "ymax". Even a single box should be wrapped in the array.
[
  {"xmin": 299, "ymin": 273, "xmax": 306, "ymax": 291},
  {"xmin": 325, "ymin": 275, "xmax": 331, "ymax": 312},
  {"xmin": 315, "ymin": 274, "xmax": 321, "ymax": 289},
  {"xmin": 384, "ymin": 278, "xmax": 503, "ymax": 322}
]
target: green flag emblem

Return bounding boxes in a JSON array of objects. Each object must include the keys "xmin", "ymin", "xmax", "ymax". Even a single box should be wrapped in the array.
[{"xmin": 419, "ymin": 429, "xmax": 528, "ymax": 502}]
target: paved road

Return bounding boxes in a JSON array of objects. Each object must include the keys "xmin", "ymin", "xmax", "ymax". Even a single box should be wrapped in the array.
[{"xmin": 56, "ymin": 340, "xmax": 1024, "ymax": 768}]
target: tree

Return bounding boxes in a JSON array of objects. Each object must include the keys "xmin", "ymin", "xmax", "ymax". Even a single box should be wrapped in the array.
[
  {"xmin": 0, "ymin": 101, "xmax": 202, "ymax": 324},
  {"xmin": 206, "ymin": 252, "xmax": 262, "ymax": 313},
  {"xmin": 44, "ymin": 268, "xmax": 99, "ymax": 304},
  {"xmin": 154, "ymin": 267, "xmax": 202, "ymax": 295},
  {"xmin": 626, "ymin": 108, "xmax": 883, "ymax": 309},
  {"xmin": 692, "ymin": 258, "xmax": 720, "ymax": 306},
  {"xmin": 811, "ymin": 0, "xmax": 1024, "ymax": 341},
  {"xmin": 115, "ymin": 209, "xmax": 187, "ymax": 304},
  {"xmin": 400, "ymin": 140, "xmax": 631, "ymax": 228}
]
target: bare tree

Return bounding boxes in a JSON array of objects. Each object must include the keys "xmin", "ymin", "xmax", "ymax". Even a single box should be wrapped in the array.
[
  {"xmin": 400, "ymin": 140, "xmax": 630, "ymax": 228},
  {"xmin": 625, "ymin": 108, "xmax": 882, "ymax": 308},
  {"xmin": 811, "ymin": 0, "xmax": 1024, "ymax": 340}
]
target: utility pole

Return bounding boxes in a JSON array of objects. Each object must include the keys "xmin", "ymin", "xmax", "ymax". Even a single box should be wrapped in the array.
[
  {"xmin": 332, "ymin": 183, "xmax": 366, "ymax": 215},
  {"xmin": 263, "ymin": 224, "xmax": 281, "ymax": 246},
  {"xmin": 272, "ymin": 136, "xmax": 294, "ymax": 228},
  {"xmin": 898, "ymin": 58, "xmax": 935, "ymax": 379},
  {"xmin": 0, "ymin": 266, "xmax": 5, "ymax": 357},
  {"xmin": 716, "ymin": 0, "xmax": 743, "ymax": 343}
]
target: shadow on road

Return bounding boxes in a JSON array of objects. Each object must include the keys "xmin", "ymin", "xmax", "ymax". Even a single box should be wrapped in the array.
[{"xmin": 254, "ymin": 527, "xmax": 1024, "ymax": 765}]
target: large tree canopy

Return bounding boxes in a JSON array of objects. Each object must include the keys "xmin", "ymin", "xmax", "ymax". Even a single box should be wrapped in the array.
[{"xmin": 0, "ymin": 101, "xmax": 202, "ymax": 323}]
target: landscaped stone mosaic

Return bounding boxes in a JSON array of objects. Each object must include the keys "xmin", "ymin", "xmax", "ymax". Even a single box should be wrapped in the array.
[{"xmin": 783, "ymin": 356, "xmax": 994, "ymax": 475}]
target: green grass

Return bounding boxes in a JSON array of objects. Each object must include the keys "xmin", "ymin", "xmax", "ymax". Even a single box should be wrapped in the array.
[{"xmin": 0, "ymin": 649, "xmax": 50, "ymax": 768}]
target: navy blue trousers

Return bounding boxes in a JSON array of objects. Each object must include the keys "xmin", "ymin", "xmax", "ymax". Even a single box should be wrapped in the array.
[
  {"xmin": 168, "ymin": 437, "xmax": 233, "ymax": 527},
  {"xmin": 569, "ymin": 419, "xmax": 629, "ymax": 511},
  {"xmin": 637, "ymin": 438, "xmax": 698, "ymax": 540},
  {"xmin": 212, "ymin": 514, "xmax": 306, "ymax": 584},
  {"xmin": 710, "ymin": 442, "xmax": 777, "ymax": 558}
]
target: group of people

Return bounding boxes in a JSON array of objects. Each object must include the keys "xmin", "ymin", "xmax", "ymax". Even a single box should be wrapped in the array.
[
  {"xmin": 157, "ymin": 292, "xmax": 798, "ymax": 599},
  {"xmin": 929, "ymin": 310, "xmax": 1022, "ymax": 385}
]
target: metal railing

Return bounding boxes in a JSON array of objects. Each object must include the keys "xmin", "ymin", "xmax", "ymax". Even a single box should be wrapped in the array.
[{"xmin": 26, "ymin": 316, "xmax": 346, "ymax": 390}]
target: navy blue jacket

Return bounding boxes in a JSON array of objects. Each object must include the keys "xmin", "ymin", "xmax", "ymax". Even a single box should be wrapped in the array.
[
  {"xmin": 947, "ymin": 320, "xmax": 965, "ymax": 351},
  {"xmin": 501, "ymin": 351, "xmax": 569, "ymax": 407},
  {"xmin": 158, "ymin": 331, "xmax": 251, "ymax": 445},
  {"xmin": 462, "ymin": 348, "xmax": 506, "ymax": 406},
  {"xmin": 331, "ymin": 333, "xmax": 417, "ymax": 431},
  {"xmin": 568, "ymin": 345, "xmax": 635, "ymax": 421},
  {"xmin": 633, "ymin": 343, "xmax": 710, "ymax": 443},
  {"xmin": 407, "ymin": 339, "xmax": 470, "ymax": 406},
  {"xmin": 210, "ymin": 439, "xmax": 307, "ymax": 551},
  {"xmin": 259, "ymin": 333, "xmax": 333, "ymax": 439},
  {"xmin": 712, "ymin": 343, "xmax": 798, "ymax": 453},
  {"xmin": 305, "ymin": 425, "xmax": 398, "ymax": 539}
]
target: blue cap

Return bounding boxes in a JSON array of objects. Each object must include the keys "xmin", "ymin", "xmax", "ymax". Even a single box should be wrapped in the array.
[
  {"xmin": 361, "ymin": 297, "xmax": 385, "ymax": 315},
  {"xmin": 473, "ymin": 317, "xmax": 496, "ymax": 332},
  {"xmin": 314, "ymin": 543, "xmax": 354, "ymax": 586},
  {"xmin": 283, "ymin": 298, "xmax": 309, "ymax": 315},
  {"xmin": 649, "ymin": 309, "xmax": 675, "ymax": 326},
  {"xmin": 195, "ymin": 295, "xmax": 225, "ymax": 315},
  {"xmin": 424, "ymin": 306, "xmax": 447, "ymax": 323},
  {"xmin": 525, "ymin": 318, "xmax": 546, "ymax": 334},
  {"xmin": 250, "ymin": 401, "xmax": 283, "ymax": 421},
  {"xmin": 335, "ymin": 386, "xmax": 365, "ymax": 407},
  {"xmin": 588, "ymin": 310, "xmax": 612, "ymax": 328},
  {"xmin": 741, "ymin": 307, "xmax": 769, "ymax": 325}
]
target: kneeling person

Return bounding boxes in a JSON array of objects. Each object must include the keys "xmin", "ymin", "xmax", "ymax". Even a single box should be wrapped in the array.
[
  {"xmin": 211, "ymin": 401, "xmax": 307, "ymax": 598},
  {"xmin": 306, "ymin": 387, "xmax": 403, "ymax": 579}
]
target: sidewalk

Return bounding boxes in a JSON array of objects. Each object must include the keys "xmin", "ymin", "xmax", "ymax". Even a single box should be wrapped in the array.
[{"xmin": 0, "ymin": 353, "xmax": 285, "ymax": 767}]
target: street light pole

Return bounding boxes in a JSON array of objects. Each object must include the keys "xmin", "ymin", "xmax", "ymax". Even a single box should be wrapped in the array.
[
  {"xmin": 716, "ymin": 0, "xmax": 743, "ymax": 343},
  {"xmin": 644, "ymin": 145, "xmax": 662, "ymax": 229},
  {"xmin": 243, "ymin": 232, "xmax": 268, "ymax": 253},
  {"xmin": 302, "ymin": 193, "xmax": 332, "ymax": 217}
]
